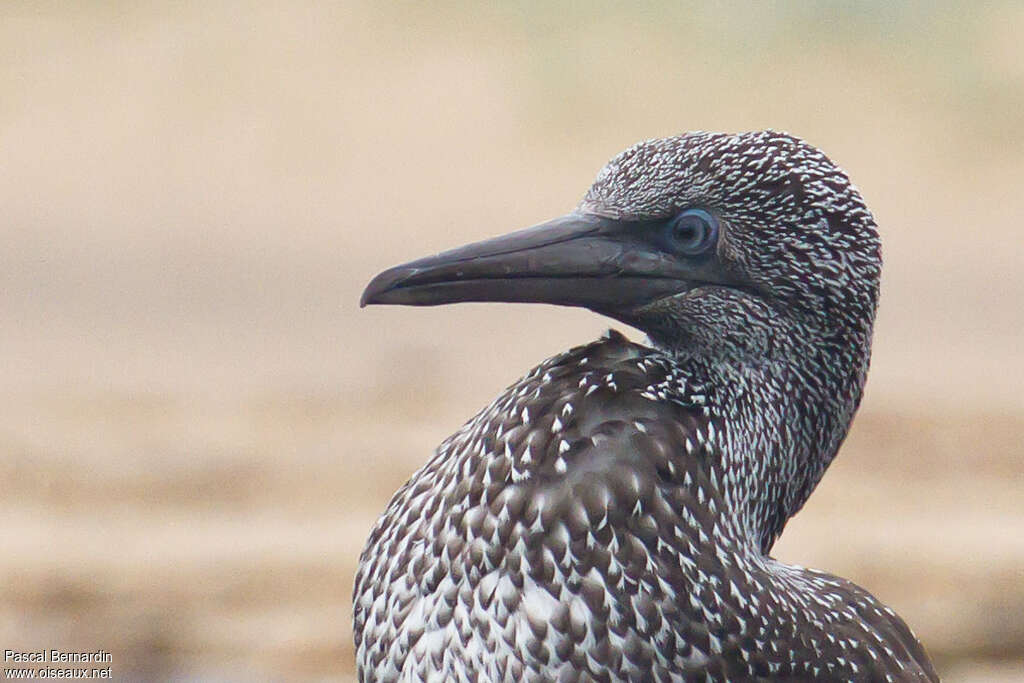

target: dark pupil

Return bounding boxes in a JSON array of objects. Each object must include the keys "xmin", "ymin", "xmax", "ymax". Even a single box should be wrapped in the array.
[{"xmin": 675, "ymin": 219, "xmax": 701, "ymax": 245}]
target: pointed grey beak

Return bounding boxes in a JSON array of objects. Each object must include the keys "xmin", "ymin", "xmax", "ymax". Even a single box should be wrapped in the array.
[{"xmin": 360, "ymin": 212, "xmax": 695, "ymax": 313}]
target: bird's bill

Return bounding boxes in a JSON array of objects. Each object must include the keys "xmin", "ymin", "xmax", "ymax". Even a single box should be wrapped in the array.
[{"xmin": 359, "ymin": 212, "xmax": 692, "ymax": 312}]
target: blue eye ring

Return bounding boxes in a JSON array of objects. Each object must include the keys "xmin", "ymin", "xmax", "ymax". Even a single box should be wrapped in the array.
[{"xmin": 665, "ymin": 208, "xmax": 718, "ymax": 256}]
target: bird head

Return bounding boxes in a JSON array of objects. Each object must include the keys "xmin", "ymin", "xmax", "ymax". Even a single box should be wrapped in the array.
[{"xmin": 361, "ymin": 131, "xmax": 880, "ymax": 369}]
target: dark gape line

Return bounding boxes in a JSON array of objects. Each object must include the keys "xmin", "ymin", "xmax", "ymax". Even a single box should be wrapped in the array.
[{"xmin": 355, "ymin": 131, "xmax": 938, "ymax": 682}]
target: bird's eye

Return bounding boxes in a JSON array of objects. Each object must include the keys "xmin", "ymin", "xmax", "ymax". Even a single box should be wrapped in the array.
[{"xmin": 665, "ymin": 209, "xmax": 718, "ymax": 256}]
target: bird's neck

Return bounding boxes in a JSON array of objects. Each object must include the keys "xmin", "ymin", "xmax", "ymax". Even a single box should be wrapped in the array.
[{"xmin": 649, "ymin": 295, "xmax": 873, "ymax": 554}]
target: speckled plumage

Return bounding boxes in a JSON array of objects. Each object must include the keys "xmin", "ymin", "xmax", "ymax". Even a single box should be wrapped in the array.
[{"xmin": 355, "ymin": 131, "xmax": 937, "ymax": 682}]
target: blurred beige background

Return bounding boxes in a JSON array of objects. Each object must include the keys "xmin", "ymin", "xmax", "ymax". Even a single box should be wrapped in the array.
[{"xmin": 1, "ymin": 2, "xmax": 1022, "ymax": 680}]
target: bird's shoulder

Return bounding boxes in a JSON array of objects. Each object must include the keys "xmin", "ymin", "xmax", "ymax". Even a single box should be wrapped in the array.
[
  {"xmin": 455, "ymin": 328, "xmax": 715, "ymax": 474},
  {"xmin": 492, "ymin": 328, "xmax": 709, "ymax": 428},
  {"xmin": 409, "ymin": 330, "xmax": 721, "ymax": 537},
  {"xmin": 359, "ymin": 330, "xmax": 714, "ymax": 549}
]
